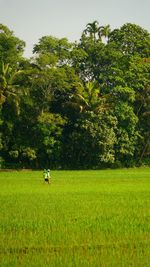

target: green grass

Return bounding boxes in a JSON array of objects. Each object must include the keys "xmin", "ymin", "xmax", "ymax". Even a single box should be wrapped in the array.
[{"xmin": 0, "ymin": 168, "xmax": 150, "ymax": 266}]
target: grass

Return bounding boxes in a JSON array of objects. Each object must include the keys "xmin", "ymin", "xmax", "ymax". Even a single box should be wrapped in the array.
[{"xmin": 0, "ymin": 168, "xmax": 150, "ymax": 266}]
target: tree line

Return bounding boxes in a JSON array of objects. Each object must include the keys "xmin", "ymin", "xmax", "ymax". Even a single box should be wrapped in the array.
[{"xmin": 0, "ymin": 21, "xmax": 150, "ymax": 169}]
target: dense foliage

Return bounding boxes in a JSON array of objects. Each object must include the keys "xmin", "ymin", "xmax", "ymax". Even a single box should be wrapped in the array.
[{"xmin": 0, "ymin": 22, "xmax": 150, "ymax": 169}]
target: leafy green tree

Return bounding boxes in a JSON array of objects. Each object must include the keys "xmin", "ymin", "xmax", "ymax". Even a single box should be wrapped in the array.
[
  {"xmin": 62, "ymin": 110, "xmax": 117, "ymax": 169},
  {"xmin": 0, "ymin": 24, "xmax": 25, "ymax": 64},
  {"xmin": 0, "ymin": 24, "xmax": 26, "ymax": 107},
  {"xmin": 123, "ymin": 56, "xmax": 150, "ymax": 162},
  {"xmin": 33, "ymin": 36, "xmax": 72, "ymax": 67},
  {"xmin": 35, "ymin": 112, "xmax": 66, "ymax": 168},
  {"xmin": 108, "ymin": 23, "xmax": 150, "ymax": 56},
  {"xmin": 0, "ymin": 24, "xmax": 26, "ymax": 168}
]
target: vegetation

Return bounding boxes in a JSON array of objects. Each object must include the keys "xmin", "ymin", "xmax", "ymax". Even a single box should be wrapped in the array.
[
  {"xmin": 0, "ymin": 169, "xmax": 150, "ymax": 266},
  {"xmin": 0, "ymin": 22, "xmax": 150, "ymax": 169}
]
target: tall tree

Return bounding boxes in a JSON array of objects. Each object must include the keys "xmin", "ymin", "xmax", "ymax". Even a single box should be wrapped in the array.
[
  {"xmin": 0, "ymin": 24, "xmax": 25, "ymax": 64},
  {"xmin": 33, "ymin": 36, "xmax": 72, "ymax": 67},
  {"xmin": 82, "ymin": 21, "xmax": 102, "ymax": 42},
  {"xmin": 100, "ymin": 24, "xmax": 111, "ymax": 43},
  {"xmin": 108, "ymin": 23, "xmax": 150, "ymax": 56}
]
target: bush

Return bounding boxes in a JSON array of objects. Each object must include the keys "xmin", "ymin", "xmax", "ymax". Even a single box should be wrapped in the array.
[{"xmin": 141, "ymin": 158, "xmax": 150, "ymax": 167}]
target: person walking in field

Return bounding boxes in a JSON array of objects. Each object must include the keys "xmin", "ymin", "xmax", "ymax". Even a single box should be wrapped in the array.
[{"xmin": 43, "ymin": 169, "xmax": 51, "ymax": 184}]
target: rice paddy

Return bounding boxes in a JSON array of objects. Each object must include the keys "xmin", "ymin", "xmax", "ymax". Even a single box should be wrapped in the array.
[{"xmin": 0, "ymin": 168, "xmax": 150, "ymax": 266}]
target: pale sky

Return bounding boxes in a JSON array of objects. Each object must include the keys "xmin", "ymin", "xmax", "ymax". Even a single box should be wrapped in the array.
[{"xmin": 0, "ymin": 0, "xmax": 149, "ymax": 58}]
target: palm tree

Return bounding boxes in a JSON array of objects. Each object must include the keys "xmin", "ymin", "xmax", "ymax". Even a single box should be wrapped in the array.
[
  {"xmin": 0, "ymin": 61, "xmax": 26, "ymax": 113},
  {"xmin": 83, "ymin": 21, "xmax": 102, "ymax": 42},
  {"xmin": 74, "ymin": 81, "xmax": 109, "ymax": 113},
  {"xmin": 100, "ymin": 24, "xmax": 111, "ymax": 43}
]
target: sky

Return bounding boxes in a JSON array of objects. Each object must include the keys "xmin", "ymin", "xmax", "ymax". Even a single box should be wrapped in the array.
[{"xmin": 0, "ymin": 0, "xmax": 150, "ymax": 58}]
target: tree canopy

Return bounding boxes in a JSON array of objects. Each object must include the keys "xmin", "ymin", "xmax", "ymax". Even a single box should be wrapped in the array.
[{"xmin": 0, "ymin": 22, "xmax": 150, "ymax": 169}]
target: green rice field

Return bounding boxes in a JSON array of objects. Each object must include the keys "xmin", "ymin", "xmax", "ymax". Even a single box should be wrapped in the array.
[{"xmin": 0, "ymin": 168, "xmax": 150, "ymax": 266}]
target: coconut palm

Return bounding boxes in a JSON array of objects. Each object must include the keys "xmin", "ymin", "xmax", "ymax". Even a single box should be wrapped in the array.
[
  {"xmin": 0, "ymin": 61, "xmax": 26, "ymax": 113},
  {"xmin": 83, "ymin": 21, "xmax": 102, "ymax": 42},
  {"xmin": 73, "ymin": 81, "xmax": 110, "ymax": 113},
  {"xmin": 100, "ymin": 24, "xmax": 111, "ymax": 43}
]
